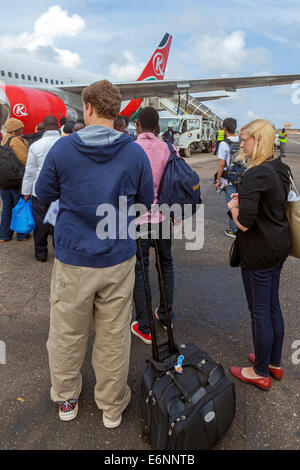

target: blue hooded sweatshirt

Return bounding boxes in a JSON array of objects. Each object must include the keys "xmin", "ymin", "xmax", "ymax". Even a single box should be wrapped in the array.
[{"xmin": 35, "ymin": 125, "xmax": 154, "ymax": 268}]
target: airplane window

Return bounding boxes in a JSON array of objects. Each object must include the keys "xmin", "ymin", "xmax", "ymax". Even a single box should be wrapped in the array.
[
  {"xmin": 1, "ymin": 71, "xmax": 5, "ymax": 76},
  {"xmin": 40, "ymin": 77, "xmax": 43, "ymax": 83},
  {"xmin": 55, "ymin": 80, "xmax": 59, "ymax": 85},
  {"xmin": 61, "ymin": 81, "xmax": 64, "ymax": 84},
  {"xmin": 21, "ymin": 74, "xmax": 25, "ymax": 79},
  {"xmin": 28, "ymin": 75, "xmax": 31, "ymax": 81},
  {"xmin": 15, "ymin": 73, "xmax": 19, "ymax": 79},
  {"xmin": 45, "ymin": 78, "xmax": 48, "ymax": 84},
  {"xmin": 34, "ymin": 77, "xmax": 37, "ymax": 82},
  {"xmin": 8, "ymin": 72, "xmax": 12, "ymax": 77}
]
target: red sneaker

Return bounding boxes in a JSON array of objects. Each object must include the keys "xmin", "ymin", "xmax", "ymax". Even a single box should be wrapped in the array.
[
  {"xmin": 230, "ymin": 367, "xmax": 271, "ymax": 391},
  {"xmin": 248, "ymin": 353, "xmax": 283, "ymax": 380},
  {"xmin": 58, "ymin": 399, "xmax": 78, "ymax": 421},
  {"xmin": 131, "ymin": 321, "xmax": 151, "ymax": 344}
]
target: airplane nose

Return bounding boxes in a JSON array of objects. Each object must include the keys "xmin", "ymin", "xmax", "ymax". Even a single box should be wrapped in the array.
[{"xmin": 0, "ymin": 87, "xmax": 11, "ymax": 129}]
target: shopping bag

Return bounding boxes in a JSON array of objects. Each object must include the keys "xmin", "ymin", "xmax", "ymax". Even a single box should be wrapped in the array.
[
  {"xmin": 286, "ymin": 177, "xmax": 300, "ymax": 259},
  {"xmin": 44, "ymin": 199, "xmax": 59, "ymax": 226},
  {"xmin": 10, "ymin": 197, "xmax": 36, "ymax": 234}
]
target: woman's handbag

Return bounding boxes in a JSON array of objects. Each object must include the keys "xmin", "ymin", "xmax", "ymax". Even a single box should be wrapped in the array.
[
  {"xmin": 229, "ymin": 231, "xmax": 240, "ymax": 267},
  {"xmin": 286, "ymin": 176, "xmax": 300, "ymax": 259}
]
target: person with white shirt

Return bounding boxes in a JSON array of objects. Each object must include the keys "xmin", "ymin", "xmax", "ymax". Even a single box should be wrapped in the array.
[
  {"xmin": 22, "ymin": 116, "xmax": 61, "ymax": 261},
  {"xmin": 215, "ymin": 117, "xmax": 239, "ymax": 238}
]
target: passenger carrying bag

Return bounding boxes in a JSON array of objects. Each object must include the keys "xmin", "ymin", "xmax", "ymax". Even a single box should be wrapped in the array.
[
  {"xmin": 285, "ymin": 175, "xmax": 300, "ymax": 259},
  {"xmin": 223, "ymin": 138, "xmax": 246, "ymax": 190},
  {"xmin": 10, "ymin": 197, "xmax": 36, "ymax": 234},
  {"xmin": 0, "ymin": 137, "xmax": 25, "ymax": 190},
  {"xmin": 138, "ymin": 237, "xmax": 236, "ymax": 450},
  {"xmin": 158, "ymin": 143, "xmax": 202, "ymax": 219}
]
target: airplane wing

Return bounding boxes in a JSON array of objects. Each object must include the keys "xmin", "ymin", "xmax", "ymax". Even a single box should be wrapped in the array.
[
  {"xmin": 192, "ymin": 95, "xmax": 229, "ymax": 102},
  {"xmin": 56, "ymin": 74, "xmax": 300, "ymax": 101}
]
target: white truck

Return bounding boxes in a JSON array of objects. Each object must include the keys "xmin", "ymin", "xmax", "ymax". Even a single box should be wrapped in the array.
[{"xmin": 159, "ymin": 115, "xmax": 218, "ymax": 158}]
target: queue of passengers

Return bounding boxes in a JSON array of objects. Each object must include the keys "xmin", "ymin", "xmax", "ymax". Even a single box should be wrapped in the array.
[{"xmin": 0, "ymin": 79, "xmax": 292, "ymax": 427}]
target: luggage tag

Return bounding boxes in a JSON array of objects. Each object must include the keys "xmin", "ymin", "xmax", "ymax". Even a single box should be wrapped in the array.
[{"xmin": 174, "ymin": 355, "xmax": 185, "ymax": 374}]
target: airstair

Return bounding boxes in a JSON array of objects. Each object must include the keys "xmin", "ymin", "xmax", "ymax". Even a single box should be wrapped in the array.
[{"xmin": 143, "ymin": 95, "xmax": 223, "ymax": 126}]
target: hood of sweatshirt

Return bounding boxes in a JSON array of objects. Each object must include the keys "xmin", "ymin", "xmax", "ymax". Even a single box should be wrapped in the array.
[{"xmin": 68, "ymin": 125, "xmax": 132, "ymax": 163}]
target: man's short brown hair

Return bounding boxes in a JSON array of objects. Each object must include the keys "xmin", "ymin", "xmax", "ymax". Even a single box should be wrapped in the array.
[{"xmin": 82, "ymin": 80, "xmax": 122, "ymax": 120}]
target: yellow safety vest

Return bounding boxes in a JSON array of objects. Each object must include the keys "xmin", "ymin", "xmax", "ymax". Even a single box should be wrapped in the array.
[
  {"xmin": 217, "ymin": 130, "xmax": 225, "ymax": 141},
  {"xmin": 279, "ymin": 132, "xmax": 287, "ymax": 143}
]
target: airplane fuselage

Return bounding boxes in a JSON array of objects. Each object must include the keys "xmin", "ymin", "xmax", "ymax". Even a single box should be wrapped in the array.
[{"xmin": 0, "ymin": 51, "xmax": 99, "ymax": 88}]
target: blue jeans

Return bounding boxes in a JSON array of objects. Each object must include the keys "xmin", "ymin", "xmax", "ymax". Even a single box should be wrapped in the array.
[
  {"xmin": 241, "ymin": 260, "xmax": 286, "ymax": 377},
  {"xmin": 224, "ymin": 184, "xmax": 237, "ymax": 232},
  {"xmin": 0, "ymin": 189, "xmax": 28, "ymax": 240},
  {"xmin": 134, "ymin": 223, "xmax": 174, "ymax": 334}
]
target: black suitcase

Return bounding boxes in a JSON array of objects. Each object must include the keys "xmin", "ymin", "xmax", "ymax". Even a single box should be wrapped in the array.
[{"xmin": 137, "ymin": 237, "xmax": 236, "ymax": 450}]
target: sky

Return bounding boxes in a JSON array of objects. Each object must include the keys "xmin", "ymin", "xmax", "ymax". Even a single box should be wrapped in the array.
[{"xmin": 1, "ymin": 0, "xmax": 300, "ymax": 128}]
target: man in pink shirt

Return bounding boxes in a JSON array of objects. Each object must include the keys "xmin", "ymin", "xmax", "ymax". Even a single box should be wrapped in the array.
[{"xmin": 131, "ymin": 107, "xmax": 175, "ymax": 344}]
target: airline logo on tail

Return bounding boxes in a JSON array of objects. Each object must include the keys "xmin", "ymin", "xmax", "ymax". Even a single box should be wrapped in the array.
[
  {"xmin": 153, "ymin": 53, "xmax": 165, "ymax": 77},
  {"xmin": 120, "ymin": 33, "xmax": 172, "ymax": 119},
  {"xmin": 138, "ymin": 32, "xmax": 172, "ymax": 81}
]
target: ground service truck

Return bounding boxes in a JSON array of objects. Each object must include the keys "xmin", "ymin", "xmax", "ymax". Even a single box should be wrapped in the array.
[{"xmin": 159, "ymin": 115, "xmax": 218, "ymax": 158}]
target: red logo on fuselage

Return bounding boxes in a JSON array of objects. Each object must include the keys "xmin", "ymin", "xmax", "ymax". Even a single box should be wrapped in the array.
[{"xmin": 13, "ymin": 103, "xmax": 28, "ymax": 117}]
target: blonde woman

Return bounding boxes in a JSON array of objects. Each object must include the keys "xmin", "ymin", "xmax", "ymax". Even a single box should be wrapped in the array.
[{"xmin": 227, "ymin": 119, "xmax": 291, "ymax": 391}]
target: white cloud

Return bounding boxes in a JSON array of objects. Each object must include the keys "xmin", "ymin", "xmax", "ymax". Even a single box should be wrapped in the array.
[
  {"xmin": 108, "ymin": 50, "xmax": 145, "ymax": 81},
  {"xmin": 0, "ymin": 5, "xmax": 85, "ymax": 68},
  {"xmin": 192, "ymin": 30, "xmax": 247, "ymax": 73},
  {"xmin": 190, "ymin": 30, "xmax": 271, "ymax": 74},
  {"xmin": 246, "ymin": 110, "xmax": 260, "ymax": 120}
]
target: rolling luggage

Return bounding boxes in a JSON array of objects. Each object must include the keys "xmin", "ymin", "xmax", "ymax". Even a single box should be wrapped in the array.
[{"xmin": 138, "ymin": 237, "xmax": 236, "ymax": 450}]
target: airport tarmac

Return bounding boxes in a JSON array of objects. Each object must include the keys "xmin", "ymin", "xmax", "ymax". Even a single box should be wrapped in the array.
[{"xmin": 0, "ymin": 139, "xmax": 299, "ymax": 451}]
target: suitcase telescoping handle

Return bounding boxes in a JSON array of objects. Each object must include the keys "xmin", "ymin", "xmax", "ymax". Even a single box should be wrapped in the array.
[{"xmin": 136, "ymin": 235, "xmax": 177, "ymax": 362}]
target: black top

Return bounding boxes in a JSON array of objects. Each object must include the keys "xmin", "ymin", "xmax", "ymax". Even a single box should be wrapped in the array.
[{"xmin": 237, "ymin": 157, "xmax": 291, "ymax": 270}]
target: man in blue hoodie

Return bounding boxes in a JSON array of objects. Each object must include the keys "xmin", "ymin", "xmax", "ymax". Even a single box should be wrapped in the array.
[{"xmin": 35, "ymin": 80, "xmax": 154, "ymax": 428}]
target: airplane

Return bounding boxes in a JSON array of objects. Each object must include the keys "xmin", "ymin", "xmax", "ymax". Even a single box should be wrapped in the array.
[
  {"xmin": 1, "ymin": 32, "xmax": 300, "ymax": 135},
  {"xmin": 0, "ymin": 33, "xmax": 173, "ymax": 134}
]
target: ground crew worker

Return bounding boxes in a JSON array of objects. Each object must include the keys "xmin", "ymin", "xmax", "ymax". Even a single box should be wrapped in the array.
[
  {"xmin": 279, "ymin": 128, "xmax": 288, "ymax": 158},
  {"xmin": 214, "ymin": 125, "xmax": 225, "ymax": 155}
]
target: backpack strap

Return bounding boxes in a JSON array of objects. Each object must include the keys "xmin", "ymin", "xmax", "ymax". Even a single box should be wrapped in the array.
[
  {"xmin": 3, "ymin": 136, "xmax": 15, "ymax": 148},
  {"xmin": 223, "ymin": 138, "xmax": 234, "ymax": 171},
  {"xmin": 166, "ymin": 141, "xmax": 177, "ymax": 160}
]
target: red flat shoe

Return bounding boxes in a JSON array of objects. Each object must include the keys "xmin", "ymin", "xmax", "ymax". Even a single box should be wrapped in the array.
[
  {"xmin": 230, "ymin": 366, "xmax": 271, "ymax": 391},
  {"xmin": 248, "ymin": 353, "xmax": 283, "ymax": 380}
]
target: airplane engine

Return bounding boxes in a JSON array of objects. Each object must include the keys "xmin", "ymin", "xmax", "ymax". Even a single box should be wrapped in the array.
[{"xmin": 0, "ymin": 85, "xmax": 68, "ymax": 134}]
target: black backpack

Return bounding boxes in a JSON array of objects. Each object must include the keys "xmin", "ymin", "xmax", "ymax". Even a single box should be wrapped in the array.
[
  {"xmin": 222, "ymin": 138, "xmax": 246, "ymax": 189},
  {"xmin": 158, "ymin": 143, "xmax": 202, "ymax": 219},
  {"xmin": 0, "ymin": 137, "xmax": 25, "ymax": 190}
]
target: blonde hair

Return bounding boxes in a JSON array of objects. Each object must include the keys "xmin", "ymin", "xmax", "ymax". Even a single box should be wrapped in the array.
[{"xmin": 240, "ymin": 119, "xmax": 275, "ymax": 168}]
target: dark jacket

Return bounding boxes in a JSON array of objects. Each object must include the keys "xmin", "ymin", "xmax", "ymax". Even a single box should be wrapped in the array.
[
  {"xmin": 162, "ymin": 130, "xmax": 175, "ymax": 144},
  {"xmin": 23, "ymin": 131, "xmax": 44, "ymax": 147},
  {"xmin": 35, "ymin": 125, "xmax": 154, "ymax": 268},
  {"xmin": 237, "ymin": 157, "xmax": 291, "ymax": 270}
]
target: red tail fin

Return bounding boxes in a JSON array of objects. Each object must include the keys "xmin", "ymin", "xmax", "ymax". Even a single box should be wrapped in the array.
[
  {"xmin": 120, "ymin": 33, "xmax": 172, "ymax": 119},
  {"xmin": 137, "ymin": 32, "xmax": 172, "ymax": 81}
]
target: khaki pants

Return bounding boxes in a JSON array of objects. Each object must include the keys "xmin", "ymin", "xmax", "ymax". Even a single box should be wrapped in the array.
[{"xmin": 47, "ymin": 256, "xmax": 136, "ymax": 421}]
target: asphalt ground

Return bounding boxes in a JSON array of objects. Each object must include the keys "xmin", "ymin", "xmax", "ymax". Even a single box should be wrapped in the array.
[{"xmin": 0, "ymin": 138, "xmax": 300, "ymax": 451}]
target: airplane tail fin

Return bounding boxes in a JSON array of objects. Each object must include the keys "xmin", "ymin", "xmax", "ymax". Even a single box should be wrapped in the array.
[
  {"xmin": 138, "ymin": 32, "xmax": 172, "ymax": 81},
  {"xmin": 120, "ymin": 33, "xmax": 172, "ymax": 119}
]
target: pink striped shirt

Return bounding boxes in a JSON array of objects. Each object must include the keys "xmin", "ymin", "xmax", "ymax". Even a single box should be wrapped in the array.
[{"xmin": 135, "ymin": 132, "xmax": 175, "ymax": 225}]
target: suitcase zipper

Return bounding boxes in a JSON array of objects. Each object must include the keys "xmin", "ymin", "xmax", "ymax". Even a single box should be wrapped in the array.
[
  {"xmin": 168, "ymin": 415, "xmax": 186, "ymax": 437},
  {"xmin": 168, "ymin": 377, "xmax": 234, "ymax": 449}
]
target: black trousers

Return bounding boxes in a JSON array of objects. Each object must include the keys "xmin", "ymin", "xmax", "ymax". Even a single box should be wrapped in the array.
[{"xmin": 32, "ymin": 196, "xmax": 53, "ymax": 260}]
